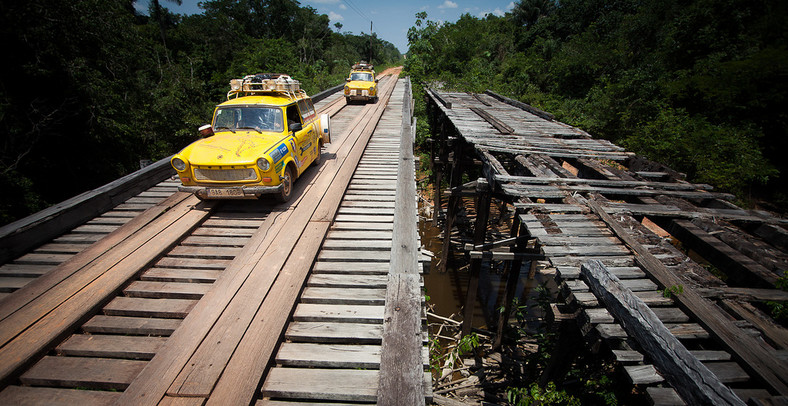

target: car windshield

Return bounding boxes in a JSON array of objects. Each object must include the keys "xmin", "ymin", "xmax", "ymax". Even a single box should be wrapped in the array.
[
  {"xmin": 350, "ymin": 72, "xmax": 373, "ymax": 82},
  {"xmin": 213, "ymin": 106, "xmax": 284, "ymax": 133}
]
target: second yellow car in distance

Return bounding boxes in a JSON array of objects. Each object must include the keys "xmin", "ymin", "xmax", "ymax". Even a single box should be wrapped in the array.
[
  {"xmin": 171, "ymin": 73, "xmax": 331, "ymax": 202},
  {"xmin": 344, "ymin": 62, "xmax": 378, "ymax": 103}
]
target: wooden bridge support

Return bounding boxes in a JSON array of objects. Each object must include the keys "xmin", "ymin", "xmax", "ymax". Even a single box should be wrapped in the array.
[{"xmin": 461, "ymin": 180, "xmax": 492, "ymax": 336}]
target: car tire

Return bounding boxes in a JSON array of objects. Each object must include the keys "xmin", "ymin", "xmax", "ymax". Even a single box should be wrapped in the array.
[
  {"xmin": 313, "ymin": 140, "xmax": 323, "ymax": 166},
  {"xmin": 276, "ymin": 165, "xmax": 295, "ymax": 202}
]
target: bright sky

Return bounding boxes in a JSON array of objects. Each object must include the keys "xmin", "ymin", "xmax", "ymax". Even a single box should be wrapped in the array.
[{"xmin": 135, "ymin": 0, "xmax": 517, "ymax": 54}]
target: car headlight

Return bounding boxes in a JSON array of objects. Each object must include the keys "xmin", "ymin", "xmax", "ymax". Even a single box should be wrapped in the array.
[
  {"xmin": 256, "ymin": 157, "xmax": 270, "ymax": 171},
  {"xmin": 172, "ymin": 157, "xmax": 187, "ymax": 171}
]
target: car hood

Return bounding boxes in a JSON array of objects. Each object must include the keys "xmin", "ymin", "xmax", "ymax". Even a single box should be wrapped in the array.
[
  {"xmin": 347, "ymin": 80, "xmax": 375, "ymax": 89},
  {"xmin": 181, "ymin": 131, "xmax": 285, "ymax": 165}
]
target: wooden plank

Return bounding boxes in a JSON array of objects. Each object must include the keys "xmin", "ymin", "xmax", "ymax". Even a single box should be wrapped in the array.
[
  {"xmin": 0, "ymin": 385, "xmax": 120, "ymax": 405},
  {"xmin": 20, "ymin": 356, "xmax": 147, "ymax": 390},
  {"xmin": 318, "ymin": 250, "xmax": 390, "ymax": 262},
  {"xmin": 583, "ymin": 260, "xmax": 743, "ymax": 405},
  {"xmin": 624, "ymin": 365, "xmax": 664, "ymax": 384},
  {"xmin": 275, "ymin": 343, "xmax": 381, "ymax": 368},
  {"xmin": 261, "ymin": 368, "xmax": 379, "ymax": 402},
  {"xmin": 123, "ymin": 281, "xmax": 210, "ymax": 300},
  {"xmin": 82, "ymin": 315, "xmax": 181, "ymax": 336},
  {"xmin": 647, "ymin": 387, "xmax": 685, "ymax": 406},
  {"xmin": 167, "ymin": 245, "xmax": 241, "ymax": 260},
  {"xmin": 293, "ymin": 303, "xmax": 384, "ymax": 323},
  {"xmin": 312, "ymin": 261, "xmax": 391, "ymax": 274},
  {"xmin": 153, "ymin": 257, "xmax": 230, "ymax": 270},
  {"xmin": 307, "ymin": 274, "xmax": 388, "ymax": 288},
  {"xmin": 596, "ymin": 323, "xmax": 709, "ymax": 340},
  {"xmin": 321, "ymin": 239, "xmax": 391, "ymax": 250},
  {"xmin": 57, "ymin": 334, "xmax": 166, "ymax": 360},
  {"xmin": 285, "ymin": 322, "xmax": 383, "ymax": 343},
  {"xmin": 301, "ymin": 287, "xmax": 386, "ymax": 305},
  {"xmin": 723, "ymin": 300, "xmax": 788, "ymax": 349},
  {"xmin": 379, "ymin": 274, "xmax": 425, "ymax": 405},
  {"xmin": 103, "ymin": 297, "xmax": 198, "ymax": 318},
  {"xmin": 587, "ymin": 197, "xmax": 788, "ymax": 395},
  {"xmin": 668, "ymin": 219, "xmax": 778, "ymax": 287},
  {"xmin": 140, "ymin": 268, "xmax": 221, "ymax": 283}
]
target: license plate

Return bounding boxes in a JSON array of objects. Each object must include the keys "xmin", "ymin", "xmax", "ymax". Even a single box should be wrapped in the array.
[{"xmin": 206, "ymin": 187, "xmax": 243, "ymax": 197}]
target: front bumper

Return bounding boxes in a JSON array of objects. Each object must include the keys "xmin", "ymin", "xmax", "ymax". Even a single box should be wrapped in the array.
[{"xmin": 178, "ymin": 184, "xmax": 283, "ymax": 199}]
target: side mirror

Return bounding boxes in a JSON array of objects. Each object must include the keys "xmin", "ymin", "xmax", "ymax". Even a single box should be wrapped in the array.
[
  {"xmin": 290, "ymin": 122, "xmax": 303, "ymax": 132},
  {"xmin": 198, "ymin": 124, "xmax": 214, "ymax": 137},
  {"xmin": 375, "ymin": 79, "xmax": 379, "ymax": 83},
  {"xmin": 346, "ymin": 78, "xmax": 351, "ymax": 82}
]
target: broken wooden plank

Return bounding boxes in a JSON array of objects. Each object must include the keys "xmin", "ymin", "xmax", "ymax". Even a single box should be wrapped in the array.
[
  {"xmin": 582, "ymin": 260, "xmax": 744, "ymax": 405},
  {"xmin": 587, "ymin": 197, "xmax": 788, "ymax": 395}
]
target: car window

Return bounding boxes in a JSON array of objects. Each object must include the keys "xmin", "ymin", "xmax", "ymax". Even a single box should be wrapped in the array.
[
  {"xmin": 213, "ymin": 107, "xmax": 284, "ymax": 132},
  {"xmin": 297, "ymin": 99, "xmax": 314, "ymax": 123},
  {"xmin": 286, "ymin": 105, "xmax": 302, "ymax": 130},
  {"xmin": 350, "ymin": 73, "xmax": 373, "ymax": 82}
]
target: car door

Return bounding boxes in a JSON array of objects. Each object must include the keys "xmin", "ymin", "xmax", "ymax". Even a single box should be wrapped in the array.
[
  {"xmin": 296, "ymin": 99, "xmax": 319, "ymax": 164},
  {"xmin": 285, "ymin": 103, "xmax": 311, "ymax": 171}
]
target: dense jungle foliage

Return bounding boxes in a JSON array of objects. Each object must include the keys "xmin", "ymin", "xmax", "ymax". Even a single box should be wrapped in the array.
[
  {"xmin": 0, "ymin": 0, "xmax": 401, "ymax": 225},
  {"xmin": 405, "ymin": 0, "xmax": 788, "ymax": 211}
]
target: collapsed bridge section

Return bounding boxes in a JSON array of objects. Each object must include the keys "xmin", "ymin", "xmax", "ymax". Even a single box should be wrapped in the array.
[{"xmin": 425, "ymin": 88, "xmax": 788, "ymax": 405}]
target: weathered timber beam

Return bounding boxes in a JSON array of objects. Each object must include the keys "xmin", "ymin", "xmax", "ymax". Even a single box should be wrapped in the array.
[
  {"xmin": 503, "ymin": 184, "xmax": 734, "ymax": 201},
  {"xmin": 494, "ymin": 175, "xmax": 713, "ymax": 191},
  {"xmin": 472, "ymin": 145, "xmax": 633, "ymax": 162},
  {"xmin": 468, "ymin": 251, "xmax": 545, "ymax": 260},
  {"xmin": 469, "ymin": 106, "xmax": 515, "ymax": 134},
  {"xmin": 666, "ymin": 219, "xmax": 778, "ymax": 287},
  {"xmin": 587, "ymin": 196, "xmax": 788, "ymax": 395},
  {"xmin": 427, "ymin": 88, "xmax": 452, "ymax": 109},
  {"xmin": 483, "ymin": 90, "xmax": 555, "ymax": 121},
  {"xmin": 696, "ymin": 287, "xmax": 788, "ymax": 302},
  {"xmin": 581, "ymin": 260, "xmax": 745, "ymax": 406}
]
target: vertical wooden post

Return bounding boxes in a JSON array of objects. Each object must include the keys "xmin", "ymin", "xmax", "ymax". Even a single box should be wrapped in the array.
[
  {"xmin": 438, "ymin": 134, "xmax": 463, "ymax": 272},
  {"xmin": 432, "ymin": 118, "xmax": 446, "ymax": 226},
  {"xmin": 462, "ymin": 179, "xmax": 491, "ymax": 337},
  {"xmin": 494, "ymin": 210, "xmax": 526, "ymax": 349}
]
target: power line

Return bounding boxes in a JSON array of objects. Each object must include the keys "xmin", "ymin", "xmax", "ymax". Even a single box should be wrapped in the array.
[{"xmin": 341, "ymin": 0, "xmax": 371, "ymax": 26}]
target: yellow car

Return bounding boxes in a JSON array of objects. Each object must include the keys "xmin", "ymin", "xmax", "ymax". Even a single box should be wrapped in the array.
[
  {"xmin": 344, "ymin": 62, "xmax": 378, "ymax": 103},
  {"xmin": 172, "ymin": 73, "xmax": 331, "ymax": 201}
]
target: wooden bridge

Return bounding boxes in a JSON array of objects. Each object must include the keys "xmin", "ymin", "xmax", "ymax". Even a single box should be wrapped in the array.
[
  {"xmin": 425, "ymin": 89, "xmax": 788, "ymax": 405},
  {"xmin": 0, "ymin": 74, "xmax": 432, "ymax": 405}
]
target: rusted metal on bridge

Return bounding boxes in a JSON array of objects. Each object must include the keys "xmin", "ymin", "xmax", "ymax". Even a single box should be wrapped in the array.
[
  {"xmin": 0, "ymin": 75, "xmax": 430, "ymax": 405},
  {"xmin": 425, "ymin": 88, "xmax": 788, "ymax": 405}
]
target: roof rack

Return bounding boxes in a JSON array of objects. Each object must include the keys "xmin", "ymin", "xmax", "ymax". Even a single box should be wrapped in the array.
[
  {"xmin": 227, "ymin": 73, "xmax": 307, "ymax": 100},
  {"xmin": 351, "ymin": 62, "xmax": 374, "ymax": 71}
]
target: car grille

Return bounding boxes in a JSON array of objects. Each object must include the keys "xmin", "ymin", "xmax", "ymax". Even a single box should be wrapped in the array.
[{"xmin": 194, "ymin": 167, "xmax": 257, "ymax": 182}]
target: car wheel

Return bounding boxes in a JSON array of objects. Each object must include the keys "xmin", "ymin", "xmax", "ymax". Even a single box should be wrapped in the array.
[
  {"xmin": 313, "ymin": 140, "xmax": 323, "ymax": 166},
  {"xmin": 276, "ymin": 165, "xmax": 295, "ymax": 202}
]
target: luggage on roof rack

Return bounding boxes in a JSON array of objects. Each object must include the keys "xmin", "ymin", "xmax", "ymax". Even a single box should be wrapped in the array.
[{"xmin": 227, "ymin": 73, "xmax": 305, "ymax": 100}]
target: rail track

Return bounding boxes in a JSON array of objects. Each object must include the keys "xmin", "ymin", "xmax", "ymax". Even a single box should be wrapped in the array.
[{"xmin": 0, "ymin": 73, "xmax": 428, "ymax": 404}]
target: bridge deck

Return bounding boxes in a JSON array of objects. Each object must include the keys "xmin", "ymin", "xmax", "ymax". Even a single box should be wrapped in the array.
[{"xmin": 0, "ymin": 76, "xmax": 428, "ymax": 405}]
